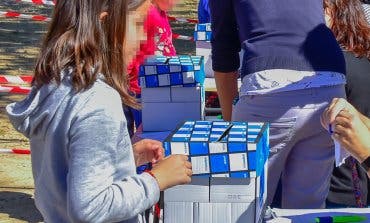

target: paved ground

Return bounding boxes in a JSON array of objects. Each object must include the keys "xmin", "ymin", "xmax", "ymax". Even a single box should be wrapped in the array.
[{"xmin": 0, "ymin": 0, "xmax": 197, "ymax": 222}]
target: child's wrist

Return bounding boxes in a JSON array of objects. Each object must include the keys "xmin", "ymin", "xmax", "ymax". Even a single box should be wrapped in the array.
[{"xmin": 144, "ymin": 169, "xmax": 160, "ymax": 187}]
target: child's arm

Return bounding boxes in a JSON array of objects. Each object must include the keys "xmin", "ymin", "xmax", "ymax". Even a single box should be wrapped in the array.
[
  {"xmin": 209, "ymin": 0, "xmax": 240, "ymax": 121},
  {"xmin": 66, "ymin": 89, "xmax": 159, "ymax": 222}
]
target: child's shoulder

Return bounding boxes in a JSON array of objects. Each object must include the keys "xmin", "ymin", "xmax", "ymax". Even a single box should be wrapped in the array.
[
  {"xmin": 147, "ymin": 3, "xmax": 166, "ymax": 18},
  {"xmin": 72, "ymin": 78, "xmax": 122, "ymax": 116}
]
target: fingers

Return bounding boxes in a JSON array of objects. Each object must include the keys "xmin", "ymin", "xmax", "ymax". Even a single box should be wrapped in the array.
[
  {"xmin": 322, "ymin": 99, "xmax": 337, "ymax": 128},
  {"xmin": 332, "ymin": 132, "xmax": 343, "ymax": 143},
  {"xmin": 322, "ymin": 98, "xmax": 348, "ymax": 130},
  {"xmin": 327, "ymin": 98, "xmax": 347, "ymax": 124},
  {"xmin": 185, "ymin": 168, "xmax": 193, "ymax": 176},
  {"xmin": 171, "ymin": 154, "xmax": 189, "ymax": 160},
  {"xmin": 333, "ymin": 124, "xmax": 348, "ymax": 136},
  {"xmin": 334, "ymin": 116, "xmax": 351, "ymax": 129},
  {"xmin": 336, "ymin": 109, "xmax": 352, "ymax": 120},
  {"xmin": 182, "ymin": 168, "xmax": 192, "ymax": 184},
  {"xmin": 142, "ymin": 139, "xmax": 162, "ymax": 149},
  {"xmin": 141, "ymin": 139, "xmax": 164, "ymax": 153},
  {"xmin": 181, "ymin": 154, "xmax": 189, "ymax": 161},
  {"xmin": 332, "ymin": 132, "xmax": 350, "ymax": 150},
  {"xmin": 184, "ymin": 160, "xmax": 192, "ymax": 169}
]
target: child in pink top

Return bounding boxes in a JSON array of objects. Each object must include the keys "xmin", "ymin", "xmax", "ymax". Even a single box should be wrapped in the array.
[
  {"xmin": 126, "ymin": 0, "xmax": 177, "ymax": 136},
  {"xmin": 128, "ymin": 1, "xmax": 177, "ymax": 95}
]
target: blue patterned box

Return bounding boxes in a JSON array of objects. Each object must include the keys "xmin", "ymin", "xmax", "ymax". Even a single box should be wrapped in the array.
[
  {"xmin": 194, "ymin": 23, "xmax": 212, "ymax": 41},
  {"xmin": 139, "ymin": 55, "xmax": 205, "ymax": 88},
  {"xmin": 163, "ymin": 121, "xmax": 269, "ymax": 178},
  {"xmin": 163, "ymin": 120, "xmax": 269, "ymax": 223}
]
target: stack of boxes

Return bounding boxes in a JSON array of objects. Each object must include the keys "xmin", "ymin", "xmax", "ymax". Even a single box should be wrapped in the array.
[
  {"xmin": 194, "ymin": 23, "xmax": 213, "ymax": 78},
  {"xmin": 163, "ymin": 121, "xmax": 269, "ymax": 223},
  {"xmin": 194, "ymin": 23, "xmax": 221, "ymax": 117},
  {"xmin": 140, "ymin": 56, "xmax": 206, "ymax": 131}
]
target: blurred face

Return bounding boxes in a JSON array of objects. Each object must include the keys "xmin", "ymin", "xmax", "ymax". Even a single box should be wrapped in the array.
[
  {"xmin": 124, "ymin": 0, "xmax": 151, "ymax": 65},
  {"xmin": 153, "ymin": 0, "xmax": 178, "ymax": 11}
]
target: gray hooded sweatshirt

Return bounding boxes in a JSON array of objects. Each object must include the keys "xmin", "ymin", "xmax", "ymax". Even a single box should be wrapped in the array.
[{"xmin": 6, "ymin": 71, "xmax": 159, "ymax": 223}]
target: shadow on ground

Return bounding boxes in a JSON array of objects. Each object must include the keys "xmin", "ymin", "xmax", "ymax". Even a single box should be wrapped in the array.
[{"xmin": 0, "ymin": 191, "xmax": 43, "ymax": 223}]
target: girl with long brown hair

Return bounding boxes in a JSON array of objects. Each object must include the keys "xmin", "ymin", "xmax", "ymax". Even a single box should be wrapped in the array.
[
  {"xmin": 324, "ymin": 0, "xmax": 370, "ymax": 208},
  {"xmin": 6, "ymin": 0, "xmax": 192, "ymax": 222}
]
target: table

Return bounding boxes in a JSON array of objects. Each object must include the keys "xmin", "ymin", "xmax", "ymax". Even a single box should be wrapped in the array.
[{"xmin": 266, "ymin": 208, "xmax": 370, "ymax": 223}]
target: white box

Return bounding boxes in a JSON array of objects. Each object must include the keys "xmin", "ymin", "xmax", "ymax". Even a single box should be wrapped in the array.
[
  {"xmin": 164, "ymin": 202, "xmax": 193, "ymax": 223},
  {"xmin": 142, "ymin": 102, "xmax": 204, "ymax": 131},
  {"xmin": 210, "ymin": 177, "xmax": 256, "ymax": 203},
  {"xmin": 142, "ymin": 85, "xmax": 203, "ymax": 103},
  {"xmin": 163, "ymin": 121, "xmax": 269, "ymax": 223},
  {"xmin": 255, "ymin": 162, "xmax": 268, "ymax": 223},
  {"xmin": 196, "ymin": 42, "xmax": 213, "ymax": 78},
  {"xmin": 193, "ymin": 202, "xmax": 257, "ymax": 223},
  {"xmin": 171, "ymin": 86, "xmax": 203, "ymax": 102},
  {"xmin": 141, "ymin": 87, "xmax": 171, "ymax": 103},
  {"xmin": 164, "ymin": 177, "xmax": 209, "ymax": 202}
]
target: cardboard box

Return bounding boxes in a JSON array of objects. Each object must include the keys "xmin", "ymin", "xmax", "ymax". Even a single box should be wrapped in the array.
[
  {"xmin": 139, "ymin": 55, "xmax": 205, "ymax": 88},
  {"xmin": 194, "ymin": 23, "xmax": 212, "ymax": 42},
  {"xmin": 139, "ymin": 55, "xmax": 206, "ymax": 132},
  {"xmin": 163, "ymin": 121, "xmax": 269, "ymax": 177},
  {"xmin": 164, "ymin": 177, "xmax": 209, "ymax": 202},
  {"xmin": 164, "ymin": 202, "xmax": 193, "ymax": 223},
  {"xmin": 142, "ymin": 102, "xmax": 204, "ymax": 132},
  {"xmin": 164, "ymin": 202, "xmax": 262, "ymax": 223},
  {"xmin": 195, "ymin": 202, "xmax": 256, "ymax": 223},
  {"xmin": 163, "ymin": 121, "xmax": 269, "ymax": 223},
  {"xmin": 196, "ymin": 42, "xmax": 213, "ymax": 78},
  {"xmin": 210, "ymin": 177, "xmax": 255, "ymax": 203},
  {"xmin": 141, "ymin": 86, "xmax": 205, "ymax": 132}
]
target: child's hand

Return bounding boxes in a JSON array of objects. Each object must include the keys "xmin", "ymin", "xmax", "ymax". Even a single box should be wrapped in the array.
[
  {"xmin": 321, "ymin": 98, "xmax": 358, "ymax": 130},
  {"xmin": 332, "ymin": 110, "xmax": 370, "ymax": 163},
  {"xmin": 151, "ymin": 154, "xmax": 192, "ymax": 191},
  {"xmin": 133, "ymin": 139, "xmax": 164, "ymax": 167}
]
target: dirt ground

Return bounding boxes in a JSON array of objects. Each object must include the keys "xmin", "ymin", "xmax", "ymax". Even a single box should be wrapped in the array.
[{"xmin": 0, "ymin": 0, "xmax": 197, "ymax": 222}]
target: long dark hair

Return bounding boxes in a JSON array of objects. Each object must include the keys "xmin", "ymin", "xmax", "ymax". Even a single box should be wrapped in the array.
[
  {"xmin": 34, "ymin": 0, "xmax": 138, "ymax": 108},
  {"xmin": 324, "ymin": 0, "xmax": 370, "ymax": 59}
]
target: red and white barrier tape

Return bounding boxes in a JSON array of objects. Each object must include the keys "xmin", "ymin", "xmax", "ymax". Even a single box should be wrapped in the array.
[
  {"xmin": 7, "ymin": 3, "xmax": 198, "ymax": 24},
  {"xmin": 172, "ymin": 33, "xmax": 194, "ymax": 41},
  {"xmin": 167, "ymin": 16, "xmax": 198, "ymax": 24},
  {"xmin": 0, "ymin": 10, "xmax": 50, "ymax": 22},
  {"xmin": 0, "ymin": 75, "xmax": 33, "ymax": 84},
  {"xmin": 0, "ymin": 148, "xmax": 31, "ymax": 154},
  {"xmin": 0, "ymin": 85, "xmax": 31, "ymax": 94},
  {"xmin": 15, "ymin": 0, "xmax": 55, "ymax": 6}
]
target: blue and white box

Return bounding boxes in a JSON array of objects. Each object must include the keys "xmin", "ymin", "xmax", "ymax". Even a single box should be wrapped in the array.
[
  {"xmin": 194, "ymin": 23, "xmax": 212, "ymax": 42},
  {"xmin": 163, "ymin": 121, "xmax": 269, "ymax": 178},
  {"xmin": 194, "ymin": 23, "xmax": 213, "ymax": 77},
  {"xmin": 163, "ymin": 121, "xmax": 269, "ymax": 223},
  {"xmin": 140, "ymin": 55, "xmax": 206, "ymax": 132},
  {"xmin": 139, "ymin": 55, "xmax": 205, "ymax": 88}
]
